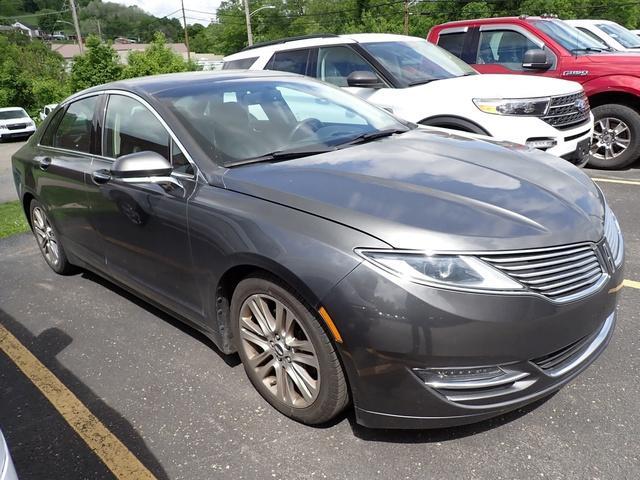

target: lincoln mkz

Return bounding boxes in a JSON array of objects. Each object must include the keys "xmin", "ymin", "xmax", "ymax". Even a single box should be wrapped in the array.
[{"xmin": 12, "ymin": 71, "xmax": 623, "ymax": 428}]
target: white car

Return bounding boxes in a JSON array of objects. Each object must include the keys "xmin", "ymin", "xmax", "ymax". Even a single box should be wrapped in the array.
[
  {"xmin": 565, "ymin": 19, "xmax": 640, "ymax": 52},
  {"xmin": 223, "ymin": 33, "xmax": 594, "ymax": 165},
  {"xmin": 39, "ymin": 103, "xmax": 58, "ymax": 122},
  {"xmin": 0, "ymin": 108, "xmax": 36, "ymax": 142},
  {"xmin": 0, "ymin": 430, "xmax": 18, "ymax": 480}
]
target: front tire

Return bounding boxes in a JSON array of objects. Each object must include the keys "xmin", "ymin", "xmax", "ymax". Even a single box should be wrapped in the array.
[
  {"xmin": 588, "ymin": 104, "xmax": 640, "ymax": 169},
  {"xmin": 29, "ymin": 199, "xmax": 74, "ymax": 275},
  {"xmin": 231, "ymin": 275, "xmax": 348, "ymax": 425}
]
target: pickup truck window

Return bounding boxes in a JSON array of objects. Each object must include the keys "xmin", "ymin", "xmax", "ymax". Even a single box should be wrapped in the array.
[
  {"xmin": 532, "ymin": 20, "xmax": 607, "ymax": 53},
  {"xmin": 437, "ymin": 33, "xmax": 466, "ymax": 58},
  {"xmin": 476, "ymin": 30, "xmax": 538, "ymax": 70},
  {"xmin": 574, "ymin": 27, "xmax": 609, "ymax": 48}
]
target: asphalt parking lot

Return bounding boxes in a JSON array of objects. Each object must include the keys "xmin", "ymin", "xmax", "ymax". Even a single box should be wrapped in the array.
[{"xmin": 0, "ymin": 141, "xmax": 639, "ymax": 479}]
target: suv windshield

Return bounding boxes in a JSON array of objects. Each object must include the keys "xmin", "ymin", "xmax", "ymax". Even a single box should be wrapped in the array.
[
  {"xmin": 360, "ymin": 40, "xmax": 476, "ymax": 86},
  {"xmin": 596, "ymin": 22, "xmax": 640, "ymax": 48},
  {"xmin": 0, "ymin": 109, "xmax": 28, "ymax": 120},
  {"xmin": 157, "ymin": 78, "xmax": 409, "ymax": 166},
  {"xmin": 533, "ymin": 19, "xmax": 610, "ymax": 53}
]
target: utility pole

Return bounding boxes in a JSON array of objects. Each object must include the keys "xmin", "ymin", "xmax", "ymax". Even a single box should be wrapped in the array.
[
  {"xmin": 69, "ymin": 0, "xmax": 83, "ymax": 53},
  {"xmin": 403, "ymin": 0, "xmax": 409, "ymax": 35},
  {"xmin": 243, "ymin": 0, "xmax": 253, "ymax": 46},
  {"xmin": 181, "ymin": 0, "xmax": 191, "ymax": 62},
  {"xmin": 96, "ymin": 19, "xmax": 102, "ymax": 40}
]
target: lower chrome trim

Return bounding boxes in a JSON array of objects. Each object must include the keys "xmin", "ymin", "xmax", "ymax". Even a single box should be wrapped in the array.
[{"xmin": 543, "ymin": 311, "xmax": 615, "ymax": 378}]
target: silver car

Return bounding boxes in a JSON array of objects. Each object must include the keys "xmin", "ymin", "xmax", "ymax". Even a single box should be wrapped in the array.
[{"xmin": 0, "ymin": 430, "xmax": 18, "ymax": 480}]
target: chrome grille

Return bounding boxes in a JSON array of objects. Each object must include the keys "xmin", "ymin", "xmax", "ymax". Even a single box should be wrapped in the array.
[
  {"xmin": 480, "ymin": 243, "xmax": 604, "ymax": 301},
  {"xmin": 542, "ymin": 92, "xmax": 590, "ymax": 130}
]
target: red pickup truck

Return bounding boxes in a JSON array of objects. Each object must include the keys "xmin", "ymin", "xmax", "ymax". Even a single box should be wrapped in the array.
[{"xmin": 428, "ymin": 16, "xmax": 640, "ymax": 169}]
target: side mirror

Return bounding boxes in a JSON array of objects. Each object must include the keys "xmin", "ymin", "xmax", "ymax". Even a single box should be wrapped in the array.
[
  {"xmin": 91, "ymin": 151, "xmax": 183, "ymax": 194},
  {"xmin": 346, "ymin": 71, "xmax": 384, "ymax": 88},
  {"xmin": 522, "ymin": 49, "xmax": 552, "ymax": 70},
  {"xmin": 111, "ymin": 150, "xmax": 172, "ymax": 179}
]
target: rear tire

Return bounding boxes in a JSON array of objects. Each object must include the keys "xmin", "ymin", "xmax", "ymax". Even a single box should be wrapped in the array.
[
  {"xmin": 231, "ymin": 275, "xmax": 349, "ymax": 425},
  {"xmin": 29, "ymin": 199, "xmax": 74, "ymax": 275},
  {"xmin": 588, "ymin": 104, "xmax": 640, "ymax": 169}
]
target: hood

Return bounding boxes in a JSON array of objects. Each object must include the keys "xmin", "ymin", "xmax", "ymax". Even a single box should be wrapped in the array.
[
  {"xmin": 0, "ymin": 116, "xmax": 32, "ymax": 126},
  {"xmin": 585, "ymin": 52, "xmax": 640, "ymax": 65},
  {"xmin": 415, "ymin": 73, "xmax": 582, "ymax": 98},
  {"xmin": 222, "ymin": 129, "xmax": 605, "ymax": 251}
]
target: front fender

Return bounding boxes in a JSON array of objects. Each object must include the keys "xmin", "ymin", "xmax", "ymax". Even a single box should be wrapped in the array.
[{"xmin": 583, "ymin": 75, "xmax": 640, "ymax": 97}]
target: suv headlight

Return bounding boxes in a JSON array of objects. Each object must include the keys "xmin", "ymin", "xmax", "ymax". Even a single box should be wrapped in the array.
[
  {"xmin": 473, "ymin": 97, "xmax": 550, "ymax": 116},
  {"xmin": 357, "ymin": 250, "xmax": 524, "ymax": 291},
  {"xmin": 604, "ymin": 205, "xmax": 623, "ymax": 267}
]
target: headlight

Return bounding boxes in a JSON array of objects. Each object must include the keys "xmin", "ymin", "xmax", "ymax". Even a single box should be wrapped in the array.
[
  {"xmin": 0, "ymin": 125, "xmax": 7, "ymax": 130},
  {"xmin": 357, "ymin": 250, "xmax": 524, "ymax": 291},
  {"xmin": 604, "ymin": 205, "xmax": 623, "ymax": 267},
  {"xmin": 473, "ymin": 97, "xmax": 550, "ymax": 116}
]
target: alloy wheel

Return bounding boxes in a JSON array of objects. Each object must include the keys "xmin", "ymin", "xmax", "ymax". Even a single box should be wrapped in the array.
[
  {"xmin": 591, "ymin": 117, "xmax": 631, "ymax": 161},
  {"xmin": 239, "ymin": 294, "xmax": 320, "ymax": 408},
  {"xmin": 31, "ymin": 206, "xmax": 60, "ymax": 267}
]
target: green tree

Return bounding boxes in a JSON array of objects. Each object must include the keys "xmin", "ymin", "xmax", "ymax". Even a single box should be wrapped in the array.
[
  {"xmin": 122, "ymin": 32, "xmax": 194, "ymax": 78},
  {"xmin": 38, "ymin": 8, "xmax": 61, "ymax": 35},
  {"xmin": 69, "ymin": 35, "xmax": 123, "ymax": 92}
]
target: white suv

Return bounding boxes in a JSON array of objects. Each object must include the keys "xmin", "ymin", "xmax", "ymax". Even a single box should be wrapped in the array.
[
  {"xmin": 224, "ymin": 33, "xmax": 594, "ymax": 165},
  {"xmin": 565, "ymin": 20, "xmax": 640, "ymax": 52},
  {"xmin": 0, "ymin": 107, "xmax": 36, "ymax": 142}
]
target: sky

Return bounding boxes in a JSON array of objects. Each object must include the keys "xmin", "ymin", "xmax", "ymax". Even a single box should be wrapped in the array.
[{"xmin": 111, "ymin": 0, "xmax": 224, "ymax": 25}]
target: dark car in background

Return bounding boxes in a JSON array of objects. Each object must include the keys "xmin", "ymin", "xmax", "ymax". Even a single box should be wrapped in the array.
[{"xmin": 12, "ymin": 71, "xmax": 623, "ymax": 428}]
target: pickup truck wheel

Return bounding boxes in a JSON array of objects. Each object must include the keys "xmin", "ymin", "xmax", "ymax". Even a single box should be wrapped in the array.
[{"xmin": 589, "ymin": 104, "xmax": 640, "ymax": 169}]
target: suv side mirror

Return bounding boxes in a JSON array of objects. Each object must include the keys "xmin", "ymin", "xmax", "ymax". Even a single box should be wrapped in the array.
[
  {"xmin": 522, "ymin": 49, "xmax": 551, "ymax": 70},
  {"xmin": 346, "ymin": 71, "xmax": 384, "ymax": 88}
]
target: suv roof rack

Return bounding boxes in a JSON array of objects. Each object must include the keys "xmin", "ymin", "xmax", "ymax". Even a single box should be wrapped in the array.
[{"xmin": 241, "ymin": 34, "xmax": 340, "ymax": 51}]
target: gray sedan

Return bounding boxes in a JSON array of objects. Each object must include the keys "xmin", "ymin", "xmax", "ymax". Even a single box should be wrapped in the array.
[{"xmin": 11, "ymin": 71, "xmax": 623, "ymax": 429}]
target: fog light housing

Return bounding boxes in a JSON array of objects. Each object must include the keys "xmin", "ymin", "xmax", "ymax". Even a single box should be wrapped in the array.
[
  {"xmin": 414, "ymin": 366, "xmax": 504, "ymax": 385},
  {"xmin": 526, "ymin": 138, "xmax": 557, "ymax": 150}
]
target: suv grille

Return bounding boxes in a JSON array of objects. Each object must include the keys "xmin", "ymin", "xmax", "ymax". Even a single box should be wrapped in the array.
[
  {"xmin": 480, "ymin": 243, "xmax": 604, "ymax": 301},
  {"xmin": 7, "ymin": 123, "xmax": 27, "ymax": 130},
  {"xmin": 542, "ymin": 92, "xmax": 590, "ymax": 130}
]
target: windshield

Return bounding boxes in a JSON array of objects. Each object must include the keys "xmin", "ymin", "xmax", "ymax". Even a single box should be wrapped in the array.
[
  {"xmin": 597, "ymin": 22, "xmax": 640, "ymax": 48},
  {"xmin": 0, "ymin": 109, "xmax": 28, "ymax": 120},
  {"xmin": 533, "ymin": 20, "xmax": 609, "ymax": 52},
  {"xmin": 157, "ymin": 78, "xmax": 408, "ymax": 165},
  {"xmin": 360, "ymin": 40, "xmax": 477, "ymax": 85}
]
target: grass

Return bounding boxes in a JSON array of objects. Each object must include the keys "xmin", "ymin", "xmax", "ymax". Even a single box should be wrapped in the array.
[{"xmin": 0, "ymin": 201, "xmax": 29, "ymax": 239}]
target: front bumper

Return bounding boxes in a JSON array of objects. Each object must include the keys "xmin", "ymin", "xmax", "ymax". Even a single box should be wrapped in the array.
[
  {"xmin": 322, "ymin": 256, "xmax": 622, "ymax": 429},
  {"xmin": 479, "ymin": 113, "xmax": 593, "ymax": 163},
  {"xmin": 0, "ymin": 127, "xmax": 35, "ymax": 141}
]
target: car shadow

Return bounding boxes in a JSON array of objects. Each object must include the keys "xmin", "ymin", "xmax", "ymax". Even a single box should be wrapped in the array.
[
  {"xmin": 0, "ymin": 308, "xmax": 171, "ymax": 480},
  {"xmin": 78, "ymin": 270, "xmax": 241, "ymax": 368}
]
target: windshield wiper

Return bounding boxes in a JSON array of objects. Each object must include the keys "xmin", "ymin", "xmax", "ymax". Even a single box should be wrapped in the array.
[
  {"xmin": 336, "ymin": 128, "xmax": 410, "ymax": 147},
  {"xmin": 225, "ymin": 146, "xmax": 334, "ymax": 167},
  {"xmin": 570, "ymin": 46, "xmax": 609, "ymax": 53},
  {"xmin": 407, "ymin": 78, "xmax": 438, "ymax": 86}
]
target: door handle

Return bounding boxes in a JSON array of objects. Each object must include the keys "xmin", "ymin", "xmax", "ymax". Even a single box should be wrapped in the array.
[
  {"xmin": 39, "ymin": 157, "xmax": 52, "ymax": 171},
  {"xmin": 91, "ymin": 169, "xmax": 111, "ymax": 185}
]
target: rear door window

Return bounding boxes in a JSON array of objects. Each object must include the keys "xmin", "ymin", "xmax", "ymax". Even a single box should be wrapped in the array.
[
  {"xmin": 46, "ymin": 96, "xmax": 98, "ymax": 153},
  {"xmin": 437, "ymin": 32, "xmax": 467, "ymax": 59},
  {"xmin": 265, "ymin": 49, "xmax": 311, "ymax": 75}
]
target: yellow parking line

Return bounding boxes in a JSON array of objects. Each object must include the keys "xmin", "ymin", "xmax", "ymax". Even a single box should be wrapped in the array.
[
  {"xmin": 624, "ymin": 279, "xmax": 640, "ymax": 290},
  {"xmin": 0, "ymin": 324, "xmax": 157, "ymax": 480},
  {"xmin": 592, "ymin": 177, "xmax": 640, "ymax": 186}
]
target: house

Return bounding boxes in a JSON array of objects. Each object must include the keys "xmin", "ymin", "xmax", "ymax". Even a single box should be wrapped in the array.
[
  {"xmin": 51, "ymin": 42, "xmax": 192, "ymax": 65},
  {"xmin": 12, "ymin": 21, "xmax": 41, "ymax": 38}
]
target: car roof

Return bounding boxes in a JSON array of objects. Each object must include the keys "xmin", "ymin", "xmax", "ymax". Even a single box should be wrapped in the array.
[
  {"xmin": 68, "ymin": 70, "xmax": 299, "ymax": 101},
  {"xmin": 224, "ymin": 33, "xmax": 425, "ymax": 61},
  {"xmin": 565, "ymin": 19, "xmax": 612, "ymax": 25},
  {"xmin": 435, "ymin": 16, "xmax": 553, "ymax": 28}
]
